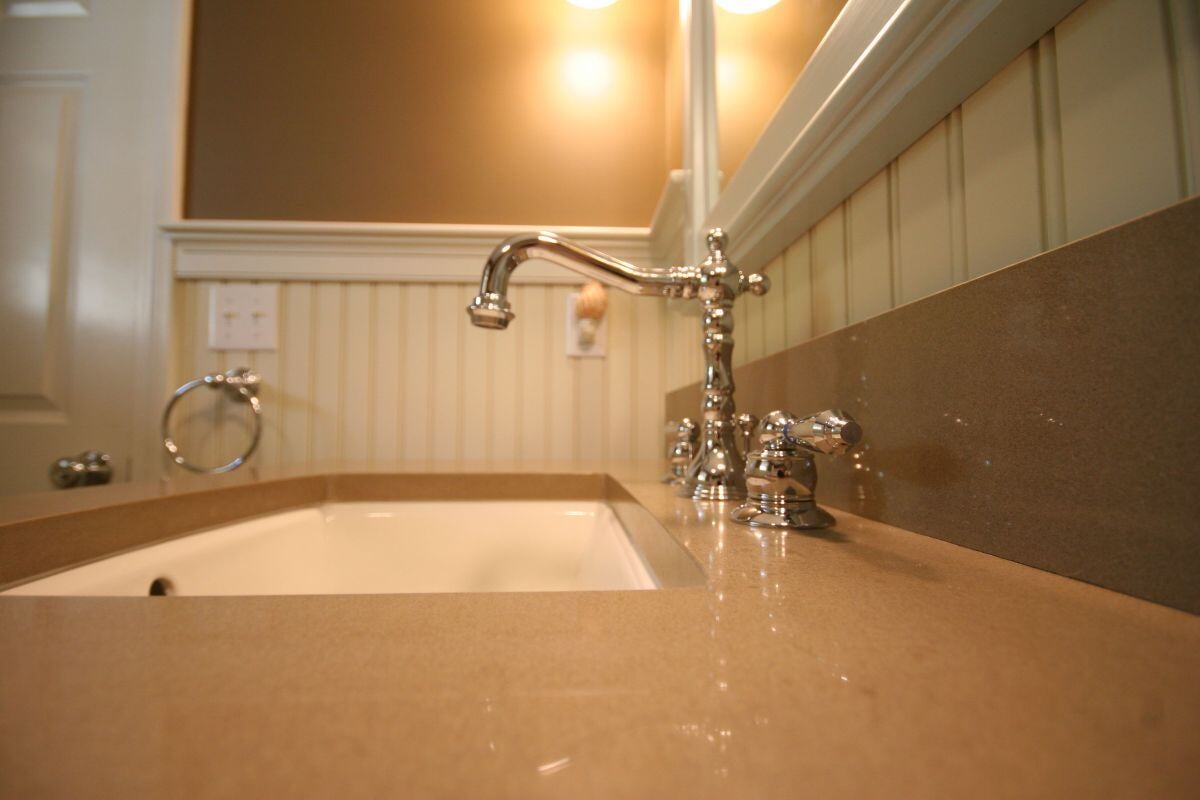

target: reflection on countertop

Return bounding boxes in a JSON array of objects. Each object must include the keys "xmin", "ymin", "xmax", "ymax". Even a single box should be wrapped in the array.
[{"xmin": 1, "ymin": 464, "xmax": 1198, "ymax": 798}]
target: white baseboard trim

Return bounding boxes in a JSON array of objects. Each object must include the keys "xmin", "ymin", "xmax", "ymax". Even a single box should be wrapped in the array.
[{"xmin": 163, "ymin": 219, "xmax": 656, "ymax": 284}]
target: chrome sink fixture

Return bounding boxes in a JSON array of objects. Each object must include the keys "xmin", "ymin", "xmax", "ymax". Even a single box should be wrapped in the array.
[
  {"xmin": 731, "ymin": 409, "xmax": 862, "ymax": 530},
  {"xmin": 468, "ymin": 229, "xmax": 770, "ymax": 501}
]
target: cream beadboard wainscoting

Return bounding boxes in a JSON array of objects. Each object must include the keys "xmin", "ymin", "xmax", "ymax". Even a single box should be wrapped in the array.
[
  {"xmin": 663, "ymin": 0, "xmax": 1200, "ymax": 386},
  {"xmin": 164, "ymin": 197, "xmax": 689, "ymax": 475}
]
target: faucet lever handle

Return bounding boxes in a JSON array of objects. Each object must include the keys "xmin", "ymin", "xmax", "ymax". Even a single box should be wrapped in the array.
[
  {"xmin": 741, "ymin": 272, "xmax": 770, "ymax": 296},
  {"xmin": 785, "ymin": 409, "xmax": 861, "ymax": 455},
  {"xmin": 730, "ymin": 408, "xmax": 863, "ymax": 531}
]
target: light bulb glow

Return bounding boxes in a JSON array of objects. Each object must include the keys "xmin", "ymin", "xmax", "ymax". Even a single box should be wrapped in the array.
[
  {"xmin": 716, "ymin": 0, "xmax": 781, "ymax": 13},
  {"xmin": 567, "ymin": 0, "xmax": 619, "ymax": 8},
  {"xmin": 562, "ymin": 50, "xmax": 614, "ymax": 96}
]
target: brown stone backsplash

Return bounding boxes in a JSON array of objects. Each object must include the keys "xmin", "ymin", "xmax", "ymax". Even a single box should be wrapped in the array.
[{"xmin": 668, "ymin": 196, "xmax": 1200, "ymax": 613}]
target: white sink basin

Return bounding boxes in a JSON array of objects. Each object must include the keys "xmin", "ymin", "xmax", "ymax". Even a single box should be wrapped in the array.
[{"xmin": 4, "ymin": 501, "xmax": 663, "ymax": 596}]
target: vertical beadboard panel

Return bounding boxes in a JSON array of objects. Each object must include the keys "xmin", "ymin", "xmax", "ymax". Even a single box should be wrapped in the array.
[
  {"xmin": 430, "ymin": 285, "xmax": 461, "ymax": 462},
  {"xmin": 185, "ymin": 281, "xmax": 220, "ymax": 468},
  {"xmin": 169, "ymin": 278, "xmax": 191, "ymax": 393},
  {"xmin": 1034, "ymin": 32, "xmax": 1068, "ymax": 250},
  {"xmin": 664, "ymin": 300, "xmax": 691, "ymax": 392},
  {"xmin": 1057, "ymin": 0, "xmax": 1183, "ymax": 240},
  {"xmin": 576, "ymin": 364, "xmax": 605, "ymax": 461},
  {"xmin": 947, "ymin": 108, "xmax": 968, "ymax": 285},
  {"xmin": 746, "ymin": 285, "xmax": 767, "ymax": 362},
  {"xmin": 219, "ymin": 344, "xmax": 251, "ymax": 466},
  {"xmin": 250, "ymin": 286, "xmax": 281, "ymax": 469},
  {"xmin": 278, "ymin": 283, "xmax": 313, "ymax": 467},
  {"xmin": 663, "ymin": 301, "xmax": 679, "ymax": 392},
  {"xmin": 783, "ymin": 233, "xmax": 813, "ymax": 347},
  {"xmin": 846, "ymin": 169, "xmax": 893, "ymax": 322},
  {"xmin": 896, "ymin": 121, "xmax": 956, "ymax": 304},
  {"xmin": 1166, "ymin": 0, "xmax": 1200, "ymax": 195},
  {"xmin": 604, "ymin": 290, "xmax": 634, "ymax": 462},
  {"xmin": 687, "ymin": 306, "xmax": 702, "ymax": 391},
  {"xmin": 401, "ymin": 285, "xmax": 432, "ymax": 462},
  {"xmin": 518, "ymin": 285, "xmax": 549, "ymax": 461},
  {"xmin": 168, "ymin": 281, "xmax": 198, "ymax": 464},
  {"xmin": 634, "ymin": 299, "xmax": 666, "ymax": 461},
  {"xmin": 691, "ymin": 306, "xmax": 705, "ymax": 388},
  {"xmin": 731, "ymin": 294, "xmax": 747, "ymax": 368},
  {"xmin": 547, "ymin": 286, "xmax": 575, "ymax": 461},
  {"xmin": 341, "ymin": 284, "xmax": 371, "ymax": 463},
  {"xmin": 372, "ymin": 284, "xmax": 401, "ymax": 463},
  {"xmin": 310, "ymin": 284, "xmax": 343, "ymax": 465},
  {"xmin": 461, "ymin": 283, "xmax": 491, "ymax": 461},
  {"xmin": 962, "ymin": 48, "xmax": 1044, "ymax": 278},
  {"xmin": 887, "ymin": 161, "xmax": 902, "ymax": 303},
  {"xmin": 811, "ymin": 205, "xmax": 848, "ymax": 336},
  {"xmin": 762, "ymin": 254, "xmax": 786, "ymax": 355},
  {"xmin": 489, "ymin": 286, "xmax": 520, "ymax": 462}
]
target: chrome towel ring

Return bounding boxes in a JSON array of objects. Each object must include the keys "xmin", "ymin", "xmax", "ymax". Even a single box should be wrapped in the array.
[{"xmin": 162, "ymin": 367, "xmax": 262, "ymax": 474}]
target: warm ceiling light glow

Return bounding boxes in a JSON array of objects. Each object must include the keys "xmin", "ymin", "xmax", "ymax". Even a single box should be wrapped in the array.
[
  {"xmin": 563, "ymin": 50, "xmax": 613, "ymax": 96},
  {"xmin": 716, "ymin": 0, "xmax": 781, "ymax": 13},
  {"xmin": 717, "ymin": 55, "xmax": 737, "ymax": 91},
  {"xmin": 566, "ymin": 0, "xmax": 619, "ymax": 8}
]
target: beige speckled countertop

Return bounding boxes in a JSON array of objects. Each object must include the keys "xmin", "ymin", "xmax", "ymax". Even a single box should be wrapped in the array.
[{"xmin": 1, "ymin": 464, "xmax": 1198, "ymax": 798}]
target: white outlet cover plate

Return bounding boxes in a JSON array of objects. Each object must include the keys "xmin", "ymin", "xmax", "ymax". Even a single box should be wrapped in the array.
[
  {"xmin": 208, "ymin": 283, "xmax": 279, "ymax": 351},
  {"xmin": 566, "ymin": 292, "xmax": 606, "ymax": 358}
]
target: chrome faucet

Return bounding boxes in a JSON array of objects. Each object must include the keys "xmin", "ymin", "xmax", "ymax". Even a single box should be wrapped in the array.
[
  {"xmin": 468, "ymin": 229, "xmax": 770, "ymax": 500},
  {"xmin": 730, "ymin": 409, "xmax": 862, "ymax": 529}
]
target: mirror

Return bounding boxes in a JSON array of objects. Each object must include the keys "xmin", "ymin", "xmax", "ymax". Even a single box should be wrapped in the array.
[
  {"xmin": 714, "ymin": 0, "xmax": 848, "ymax": 188},
  {"xmin": 186, "ymin": 0, "xmax": 683, "ymax": 231}
]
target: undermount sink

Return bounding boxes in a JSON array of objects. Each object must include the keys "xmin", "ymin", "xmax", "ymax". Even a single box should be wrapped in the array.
[{"xmin": 5, "ymin": 500, "xmax": 682, "ymax": 597}]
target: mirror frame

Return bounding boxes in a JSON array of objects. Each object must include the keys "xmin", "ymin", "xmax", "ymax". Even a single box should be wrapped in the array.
[{"xmin": 696, "ymin": 0, "xmax": 1086, "ymax": 271}]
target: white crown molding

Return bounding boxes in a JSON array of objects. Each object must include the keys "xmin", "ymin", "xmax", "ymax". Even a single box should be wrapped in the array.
[
  {"xmin": 708, "ymin": 0, "xmax": 1085, "ymax": 273},
  {"xmin": 163, "ymin": 219, "xmax": 656, "ymax": 284}
]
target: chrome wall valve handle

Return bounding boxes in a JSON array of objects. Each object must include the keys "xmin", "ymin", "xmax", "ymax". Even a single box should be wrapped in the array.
[
  {"xmin": 730, "ymin": 409, "xmax": 862, "ymax": 530},
  {"xmin": 49, "ymin": 450, "xmax": 113, "ymax": 489}
]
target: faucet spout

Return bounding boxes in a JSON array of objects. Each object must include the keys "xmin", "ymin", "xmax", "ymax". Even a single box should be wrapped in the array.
[{"xmin": 466, "ymin": 231, "xmax": 693, "ymax": 329}]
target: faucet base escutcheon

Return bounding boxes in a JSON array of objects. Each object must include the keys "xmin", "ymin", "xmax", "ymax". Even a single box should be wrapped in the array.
[{"xmin": 730, "ymin": 501, "xmax": 837, "ymax": 530}]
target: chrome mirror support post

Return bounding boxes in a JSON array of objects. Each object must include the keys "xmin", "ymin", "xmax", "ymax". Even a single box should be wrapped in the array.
[{"xmin": 468, "ymin": 228, "xmax": 769, "ymax": 501}]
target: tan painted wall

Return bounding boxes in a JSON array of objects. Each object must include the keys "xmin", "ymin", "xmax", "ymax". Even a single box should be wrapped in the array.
[
  {"xmin": 185, "ymin": 0, "xmax": 672, "ymax": 226},
  {"xmin": 667, "ymin": 0, "xmax": 1200, "ymax": 390}
]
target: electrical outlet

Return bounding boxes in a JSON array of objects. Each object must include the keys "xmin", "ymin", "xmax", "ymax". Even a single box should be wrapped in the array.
[{"xmin": 208, "ymin": 283, "xmax": 278, "ymax": 350}]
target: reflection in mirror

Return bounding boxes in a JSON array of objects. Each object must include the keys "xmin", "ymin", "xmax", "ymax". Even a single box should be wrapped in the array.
[
  {"xmin": 186, "ymin": 0, "xmax": 682, "ymax": 228},
  {"xmin": 715, "ymin": 0, "xmax": 847, "ymax": 188}
]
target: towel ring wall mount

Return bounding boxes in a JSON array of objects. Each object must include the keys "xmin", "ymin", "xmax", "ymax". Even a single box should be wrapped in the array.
[{"xmin": 161, "ymin": 367, "xmax": 262, "ymax": 474}]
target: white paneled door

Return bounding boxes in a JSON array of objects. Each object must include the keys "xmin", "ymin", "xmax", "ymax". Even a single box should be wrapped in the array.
[{"xmin": 0, "ymin": 1, "xmax": 185, "ymax": 495}]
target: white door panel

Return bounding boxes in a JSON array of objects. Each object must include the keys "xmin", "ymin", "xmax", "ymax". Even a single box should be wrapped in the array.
[{"xmin": 0, "ymin": 1, "xmax": 183, "ymax": 495}]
